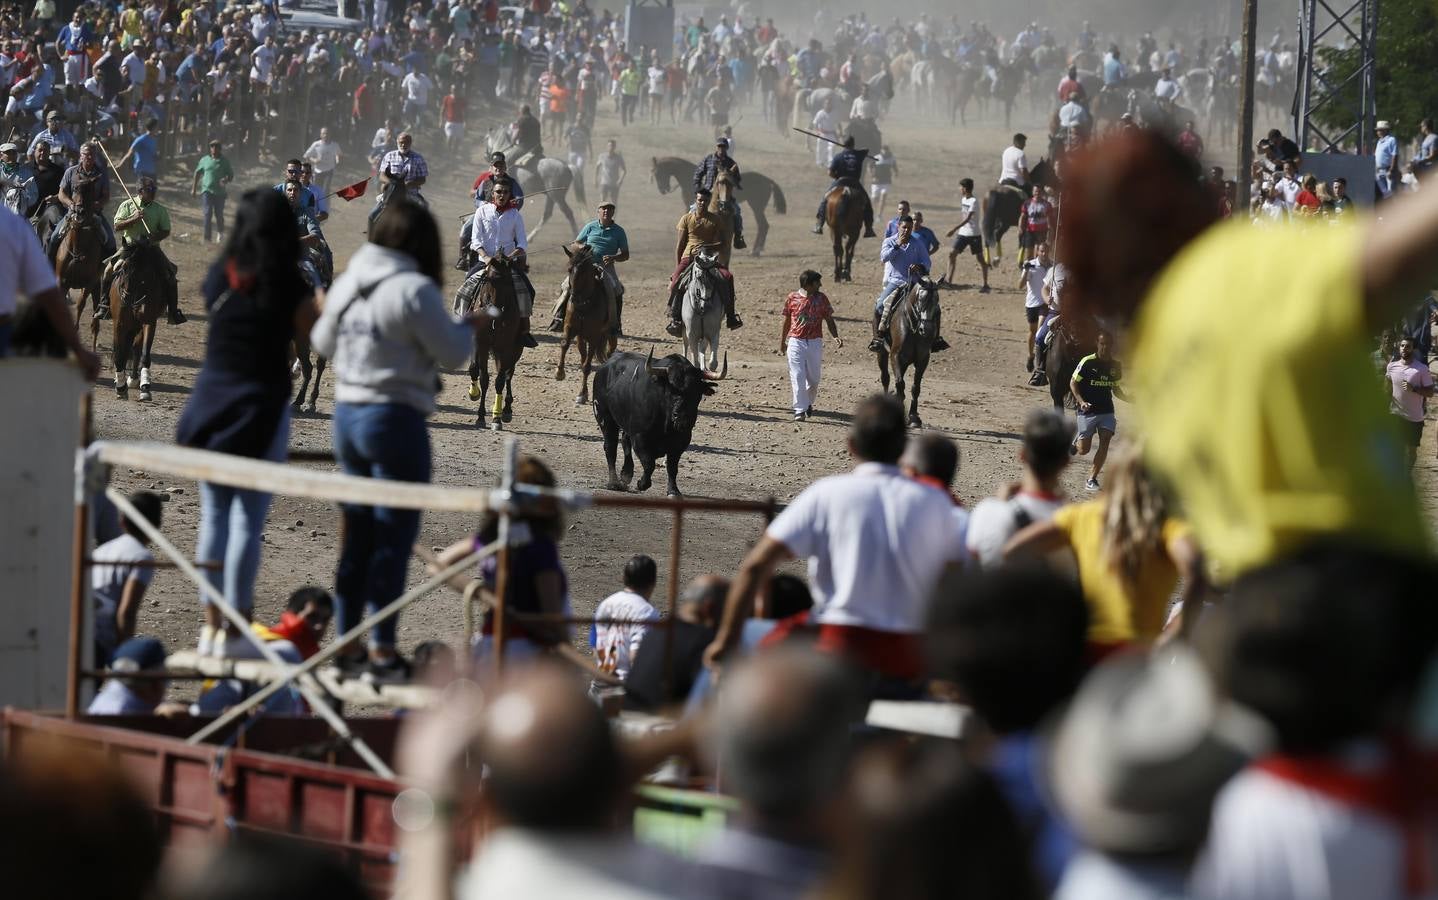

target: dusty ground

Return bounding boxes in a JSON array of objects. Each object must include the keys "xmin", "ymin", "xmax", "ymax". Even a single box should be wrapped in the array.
[{"xmin": 87, "ymin": 94, "xmax": 1363, "ymax": 665}]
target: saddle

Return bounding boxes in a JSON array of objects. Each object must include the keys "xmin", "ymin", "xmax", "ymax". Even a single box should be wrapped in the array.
[{"xmin": 827, "ymin": 183, "xmax": 865, "ymax": 220}]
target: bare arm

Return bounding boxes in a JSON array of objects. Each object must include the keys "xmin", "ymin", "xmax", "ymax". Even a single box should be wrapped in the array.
[
  {"xmin": 115, "ymin": 576, "xmax": 148, "ymax": 644},
  {"xmin": 825, "ymin": 312, "xmax": 842, "ymax": 343},
  {"xmin": 704, "ymin": 535, "xmax": 793, "ymax": 669},
  {"xmin": 1363, "ymin": 189, "xmax": 1438, "ymax": 327},
  {"xmin": 779, "ymin": 309, "xmax": 791, "ymax": 350},
  {"xmin": 1002, "ymin": 518, "xmax": 1070, "ymax": 560},
  {"xmin": 1070, "ymin": 375, "xmax": 1090, "ymax": 411}
]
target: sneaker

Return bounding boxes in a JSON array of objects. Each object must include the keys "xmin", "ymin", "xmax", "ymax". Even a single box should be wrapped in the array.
[
  {"xmin": 1085, "ymin": 477, "xmax": 1100, "ymax": 492},
  {"xmin": 794, "ymin": 411, "xmax": 806, "ymax": 421},
  {"xmin": 811, "ymin": 222, "xmax": 824, "ymax": 234},
  {"xmin": 365, "ymin": 654, "xmax": 412, "ymax": 685},
  {"xmin": 167, "ymin": 308, "xmax": 187, "ymax": 325},
  {"xmin": 805, "ymin": 405, "xmax": 814, "ymax": 417},
  {"xmin": 665, "ymin": 320, "xmax": 685, "ymax": 337}
]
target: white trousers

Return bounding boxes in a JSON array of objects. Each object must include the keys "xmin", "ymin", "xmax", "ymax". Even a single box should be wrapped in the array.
[
  {"xmin": 787, "ymin": 337, "xmax": 823, "ymax": 414},
  {"xmin": 64, "ymin": 53, "xmax": 86, "ymax": 85},
  {"xmin": 816, "ymin": 134, "xmax": 837, "ymax": 167}
]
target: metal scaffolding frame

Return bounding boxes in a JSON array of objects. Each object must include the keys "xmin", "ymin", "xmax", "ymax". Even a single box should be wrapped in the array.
[{"xmin": 1294, "ymin": 0, "xmax": 1381, "ymax": 153}]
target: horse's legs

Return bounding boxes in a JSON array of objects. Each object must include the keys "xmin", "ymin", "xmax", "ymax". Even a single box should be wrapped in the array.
[
  {"xmin": 556, "ymin": 196, "xmax": 578, "ymax": 235},
  {"xmin": 89, "ymin": 298, "xmax": 100, "ymax": 353},
  {"xmin": 751, "ymin": 207, "xmax": 768, "ymax": 257},
  {"xmin": 112, "ymin": 315, "xmax": 128, "ymax": 398},
  {"xmin": 831, "ymin": 230, "xmax": 844, "ymax": 282},
  {"xmin": 293, "ymin": 349, "xmax": 312, "ymax": 411},
  {"xmin": 908, "ymin": 359, "xmax": 926, "ymax": 428},
  {"xmin": 307, "ymin": 356, "xmax": 326, "ymax": 413},
  {"xmin": 138, "ymin": 321, "xmax": 158, "ymax": 400},
  {"xmin": 501, "ymin": 360, "xmax": 515, "ymax": 423},
  {"xmin": 877, "ymin": 345, "xmax": 890, "ymax": 392},
  {"xmin": 474, "ymin": 350, "xmax": 490, "ymax": 428},
  {"xmin": 555, "ymin": 331, "xmax": 573, "ymax": 382}
]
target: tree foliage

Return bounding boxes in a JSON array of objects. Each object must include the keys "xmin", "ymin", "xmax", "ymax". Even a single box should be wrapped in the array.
[{"xmin": 1314, "ymin": 0, "xmax": 1438, "ymax": 143}]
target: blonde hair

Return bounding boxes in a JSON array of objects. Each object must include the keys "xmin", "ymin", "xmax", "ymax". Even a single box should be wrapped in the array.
[{"xmin": 1100, "ymin": 447, "xmax": 1170, "ymax": 589}]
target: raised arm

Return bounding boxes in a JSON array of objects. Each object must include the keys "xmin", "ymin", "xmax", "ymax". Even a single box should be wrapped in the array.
[{"xmin": 1364, "ymin": 188, "xmax": 1438, "ymax": 328}]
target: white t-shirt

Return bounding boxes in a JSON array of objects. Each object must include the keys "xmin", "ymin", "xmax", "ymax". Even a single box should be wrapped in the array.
[
  {"xmin": 403, "ymin": 71, "xmax": 433, "ymax": 105},
  {"xmin": 646, "ymin": 66, "xmax": 666, "ymax": 95},
  {"xmin": 595, "ymin": 151, "xmax": 625, "ymax": 187},
  {"xmin": 1042, "ymin": 262, "xmax": 1069, "ymax": 311},
  {"xmin": 249, "ymin": 44, "xmax": 276, "ymax": 83},
  {"xmin": 305, "ymin": 138, "xmax": 341, "ymax": 173},
  {"xmin": 1192, "ymin": 761, "xmax": 1407, "ymax": 900},
  {"xmin": 90, "ymin": 533, "xmax": 154, "ymax": 656},
  {"xmin": 1000, "ymin": 145, "xmax": 1029, "ymax": 184},
  {"xmin": 1277, "ymin": 175, "xmax": 1302, "ymax": 210},
  {"xmin": 957, "ymin": 195, "xmax": 979, "ymax": 237},
  {"xmin": 1021, "ymin": 258, "xmax": 1051, "ymax": 309},
  {"xmin": 767, "ymin": 463, "xmax": 963, "ymax": 633},
  {"xmin": 812, "ymin": 108, "xmax": 837, "ymax": 135},
  {"xmin": 593, "ymin": 589, "xmax": 658, "ymax": 680},
  {"xmin": 1, "ymin": 206, "xmax": 59, "ymax": 317},
  {"xmin": 966, "ymin": 491, "xmax": 1065, "ymax": 568}
]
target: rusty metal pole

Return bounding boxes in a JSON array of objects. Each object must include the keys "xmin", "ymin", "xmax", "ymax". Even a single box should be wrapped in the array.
[
  {"xmin": 1237, "ymin": 0, "xmax": 1259, "ymax": 209},
  {"xmin": 661, "ymin": 508, "xmax": 683, "ymax": 702},
  {"xmin": 65, "ymin": 393, "xmax": 93, "ymax": 719}
]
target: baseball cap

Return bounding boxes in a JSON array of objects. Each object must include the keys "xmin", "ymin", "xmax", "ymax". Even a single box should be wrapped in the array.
[
  {"xmin": 597, "ymin": 201, "xmax": 616, "ymax": 210},
  {"xmin": 111, "ymin": 636, "xmax": 167, "ymax": 671},
  {"xmin": 489, "ymin": 151, "xmax": 506, "ymax": 163},
  {"xmin": 715, "ymin": 137, "xmax": 729, "ymax": 148},
  {"xmin": 0, "ymin": 142, "xmax": 17, "ymax": 153}
]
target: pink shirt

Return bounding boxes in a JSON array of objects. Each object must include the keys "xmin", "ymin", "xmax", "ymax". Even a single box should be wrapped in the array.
[{"xmin": 1387, "ymin": 358, "xmax": 1434, "ymax": 422}]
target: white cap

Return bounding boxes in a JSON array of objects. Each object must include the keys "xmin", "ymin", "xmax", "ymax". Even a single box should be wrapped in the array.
[{"xmin": 1377, "ymin": 120, "xmax": 1391, "ymax": 131}]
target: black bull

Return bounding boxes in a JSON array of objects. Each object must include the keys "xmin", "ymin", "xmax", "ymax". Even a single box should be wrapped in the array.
[{"xmin": 592, "ymin": 350, "xmax": 726, "ymax": 497}]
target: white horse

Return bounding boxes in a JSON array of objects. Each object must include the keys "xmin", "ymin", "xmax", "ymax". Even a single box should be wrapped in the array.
[{"xmin": 680, "ymin": 249, "xmax": 725, "ymax": 372}]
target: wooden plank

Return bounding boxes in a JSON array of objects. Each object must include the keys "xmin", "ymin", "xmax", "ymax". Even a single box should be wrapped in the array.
[{"xmin": 90, "ymin": 441, "xmax": 493, "ymax": 513}]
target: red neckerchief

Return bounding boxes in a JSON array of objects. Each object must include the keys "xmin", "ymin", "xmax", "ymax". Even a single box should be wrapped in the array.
[
  {"xmin": 224, "ymin": 257, "xmax": 256, "ymax": 293},
  {"xmin": 912, "ymin": 474, "xmax": 964, "ymax": 508},
  {"xmin": 1257, "ymin": 741, "xmax": 1438, "ymax": 894},
  {"xmin": 267, "ymin": 611, "xmax": 321, "ymax": 660}
]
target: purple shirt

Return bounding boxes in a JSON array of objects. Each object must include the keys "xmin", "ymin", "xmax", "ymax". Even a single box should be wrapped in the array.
[{"xmin": 1387, "ymin": 358, "xmax": 1434, "ymax": 423}]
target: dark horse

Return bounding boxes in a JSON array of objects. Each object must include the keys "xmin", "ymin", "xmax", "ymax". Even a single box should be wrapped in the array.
[
  {"xmin": 555, "ymin": 245, "xmax": 616, "ymax": 405},
  {"xmin": 290, "ymin": 245, "xmax": 332, "ymax": 414},
  {"xmin": 823, "ymin": 184, "xmax": 866, "ymax": 283},
  {"xmin": 456, "ymin": 254, "xmax": 525, "ymax": 430},
  {"xmin": 650, "ymin": 156, "xmax": 787, "ymax": 256},
  {"xmin": 53, "ymin": 207, "xmax": 105, "ymax": 346},
  {"xmin": 110, "ymin": 242, "xmax": 168, "ymax": 401},
  {"xmin": 367, "ymin": 169, "xmax": 410, "ymax": 236},
  {"xmin": 980, "ymin": 158, "xmax": 1056, "ymax": 267},
  {"xmin": 877, "ymin": 277, "xmax": 942, "ymax": 428},
  {"xmin": 992, "ymin": 59, "xmax": 1028, "ymax": 129},
  {"xmin": 1041, "ymin": 314, "xmax": 1098, "ymax": 412}
]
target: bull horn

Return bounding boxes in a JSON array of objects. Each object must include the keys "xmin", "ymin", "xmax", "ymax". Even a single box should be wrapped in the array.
[
  {"xmin": 703, "ymin": 352, "xmax": 729, "ymax": 380},
  {"xmin": 645, "ymin": 347, "xmax": 668, "ymax": 379}
]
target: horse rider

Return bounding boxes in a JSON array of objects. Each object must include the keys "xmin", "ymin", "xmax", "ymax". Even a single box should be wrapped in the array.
[
  {"xmin": 27, "ymin": 110, "xmax": 80, "ymax": 164},
  {"xmin": 508, "ymin": 104, "xmax": 543, "ymax": 169},
  {"xmin": 1000, "ymin": 132, "xmax": 1029, "ymax": 193},
  {"xmin": 547, "ymin": 200, "xmax": 628, "ymax": 336},
  {"xmin": 458, "ymin": 151, "xmax": 525, "ymax": 269},
  {"xmin": 666, "ymin": 185, "xmax": 741, "ymax": 336},
  {"xmin": 812, "ymin": 134, "xmax": 877, "ymax": 238},
  {"xmin": 1058, "ymin": 89, "xmax": 1092, "ymax": 148},
  {"xmin": 692, "ymin": 136, "xmax": 746, "ymax": 250},
  {"xmin": 28, "ymin": 139, "xmax": 66, "ymax": 220},
  {"xmin": 0, "ymin": 142, "xmax": 36, "ymax": 216},
  {"xmin": 275, "ymin": 157, "xmax": 320, "ymax": 213},
  {"xmin": 1154, "ymin": 67, "xmax": 1182, "ymax": 109},
  {"xmin": 49, "ymin": 142, "xmax": 115, "ymax": 264},
  {"xmin": 97, "ymin": 176, "xmax": 183, "ymax": 325},
  {"xmin": 283, "ymin": 178, "xmax": 331, "ymax": 282},
  {"xmin": 468, "ymin": 179, "xmax": 538, "ymax": 349},
  {"xmin": 378, "ymin": 131, "xmax": 428, "ymax": 203},
  {"xmin": 868, "ymin": 214, "xmax": 950, "ymax": 353}
]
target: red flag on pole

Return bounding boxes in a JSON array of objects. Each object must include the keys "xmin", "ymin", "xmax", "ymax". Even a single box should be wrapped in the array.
[{"xmin": 334, "ymin": 178, "xmax": 369, "ymax": 201}]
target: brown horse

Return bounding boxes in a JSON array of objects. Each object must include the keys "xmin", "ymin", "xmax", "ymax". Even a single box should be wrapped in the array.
[
  {"xmin": 877, "ymin": 277, "xmax": 941, "ymax": 428},
  {"xmin": 110, "ymin": 242, "xmax": 167, "ymax": 401},
  {"xmin": 54, "ymin": 208, "xmax": 105, "ymax": 346},
  {"xmin": 289, "ymin": 249, "xmax": 331, "ymax": 414},
  {"xmin": 824, "ymin": 185, "xmax": 865, "ymax": 282},
  {"xmin": 555, "ymin": 245, "xmax": 615, "ymax": 405},
  {"xmin": 457, "ymin": 254, "xmax": 525, "ymax": 430}
]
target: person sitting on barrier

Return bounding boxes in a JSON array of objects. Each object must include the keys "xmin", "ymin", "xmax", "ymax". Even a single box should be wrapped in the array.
[
  {"xmin": 812, "ymin": 135, "xmax": 876, "ymax": 238},
  {"xmin": 90, "ymin": 489, "xmax": 163, "ymax": 667},
  {"xmin": 87, "ymin": 635, "xmax": 185, "ymax": 716}
]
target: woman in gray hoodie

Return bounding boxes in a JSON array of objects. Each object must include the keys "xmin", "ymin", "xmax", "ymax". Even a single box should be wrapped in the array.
[{"xmin": 311, "ymin": 200, "xmax": 483, "ymax": 682}]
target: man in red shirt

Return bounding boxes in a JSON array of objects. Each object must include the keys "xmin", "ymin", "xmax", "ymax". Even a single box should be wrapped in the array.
[
  {"xmin": 441, "ymin": 82, "xmax": 466, "ymax": 156},
  {"xmin": 781, "ymin": 270, "xmax": 842, "ymax": 421},
  {"xmin": 1176, "ymin": 120, "xmax": 1204, "ymax": 159},
  {"xmin": 1057, "ymin": 65, "xmax": 1082, "ymax": 103}
]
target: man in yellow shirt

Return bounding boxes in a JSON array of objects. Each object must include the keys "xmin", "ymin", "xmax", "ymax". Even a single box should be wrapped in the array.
[
  {"xmin": 1056, "ymin": 130, "xmax": 1438, "ymax": 581},
  {"xmin": 99, "ymin": 177, "xmax": 182, "ymax": 324},
  {"xmin": 665, "ymin": 186, "xmax": 741, "ymax": 334}
]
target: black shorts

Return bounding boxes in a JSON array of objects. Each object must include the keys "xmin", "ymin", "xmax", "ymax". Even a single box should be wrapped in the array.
[
  {"xmin": 1019, "ymin": 229, "xmax": 1046, "ymax": 249},
  {"xmin": 1026, "ymin": 306, "xmax": 1043, "ymax": 324},
  {"xmin": 951, "ymin": 234, "xmax": 983, "ymax": 257},
  {"xmin": 1400, "ymin": 417, "xmax": 1425, "ymax": 449}
]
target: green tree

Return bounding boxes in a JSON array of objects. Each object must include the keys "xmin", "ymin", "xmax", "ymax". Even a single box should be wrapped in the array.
[{"xmin": 1314, "ymin": 0, "xmax": 1438, "ymax": 144}]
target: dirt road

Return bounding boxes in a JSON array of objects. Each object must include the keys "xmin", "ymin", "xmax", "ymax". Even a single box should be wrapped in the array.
[{"xmin": 85, "ymin": 99, "xmax": 1263, "ymax": 659}]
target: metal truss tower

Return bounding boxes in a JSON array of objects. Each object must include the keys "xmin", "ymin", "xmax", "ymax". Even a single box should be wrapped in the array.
[{"xmin": 1294, "ymin": 0, "xmax": 1380, "ymax": 153}]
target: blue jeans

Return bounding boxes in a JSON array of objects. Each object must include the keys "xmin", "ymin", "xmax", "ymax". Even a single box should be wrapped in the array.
[
  {"xmin": 196, "ymin": 410, "xmax": 290, "ymax": 615},
  {"xmin": 200, "ymin": 192, "xmax": 225, "ymax": 241},
  {"xmin": 332, "ymin": 402, "xmax": 432, "ymax": 649}
]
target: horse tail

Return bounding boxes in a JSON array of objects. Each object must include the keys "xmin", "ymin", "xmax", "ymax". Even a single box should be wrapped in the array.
[
  {"xmin": 770, "ymin": 179, "xmax": 787, "ymax": 215},
  {"xmin": 570, "ymin": 163, "xmax": 587, "ymax": 205}
]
